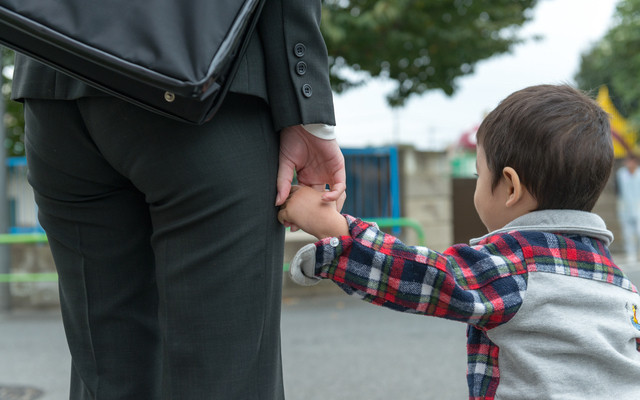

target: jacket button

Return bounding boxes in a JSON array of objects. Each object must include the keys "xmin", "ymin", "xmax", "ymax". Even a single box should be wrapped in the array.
[
  {"xmin": 302, "ymin": 84, "xmax": 313, "ymax": 98},
  {"xmin": 294, "ymin": 43, "xmax": 306, "ymax": 57},
  {"xmin": 295, "ymin": 61, "xmax": 307, "ymax": 76}
]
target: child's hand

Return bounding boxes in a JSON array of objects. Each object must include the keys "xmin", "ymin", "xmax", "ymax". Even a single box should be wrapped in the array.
[{"xmin": 278, "ymin": 186, "xmax": 349, "ymax": 240}]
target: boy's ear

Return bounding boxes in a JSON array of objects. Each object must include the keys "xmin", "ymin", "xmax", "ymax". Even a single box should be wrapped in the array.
[{"xmin": 502, "ymin": 167, "xmax": 524, "ymax": 207}]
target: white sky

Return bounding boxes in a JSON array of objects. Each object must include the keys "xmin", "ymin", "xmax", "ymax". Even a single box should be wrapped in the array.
[{"xmin": 333, "ymin": 0, "xmax": 620, "ymax": 150}]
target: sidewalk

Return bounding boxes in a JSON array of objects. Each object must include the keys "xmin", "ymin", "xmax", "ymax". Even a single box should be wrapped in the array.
[
  {"xmin": 0, "ymin": 310, "xmax": 68, "ymax": 400},
  {"xmin": 0, "ymin": 294, "xmax": 469, "ymax": 400}
]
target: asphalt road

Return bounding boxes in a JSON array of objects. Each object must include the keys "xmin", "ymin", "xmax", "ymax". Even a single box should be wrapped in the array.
[
  {"xmin": 280, "ymin": 292, "xmax": 468, "ymax": 400},
  {"xmin": 1, "ymin": 262, "xmax": 639, "ymax": 400},
  {"xmin": 0, "ymin": 291, "xmax": 468, "ymax": 400}
]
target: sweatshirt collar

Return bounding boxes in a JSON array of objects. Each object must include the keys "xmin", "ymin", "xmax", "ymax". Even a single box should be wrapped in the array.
[{"xmin": 469, "ymin": 209, "xmax": 614, "ymax": 246}]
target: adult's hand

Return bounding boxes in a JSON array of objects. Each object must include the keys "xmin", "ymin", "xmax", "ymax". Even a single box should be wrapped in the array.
[{"xmin": 275, "ymin": 125, "xmax": 346, "ymax": 207}]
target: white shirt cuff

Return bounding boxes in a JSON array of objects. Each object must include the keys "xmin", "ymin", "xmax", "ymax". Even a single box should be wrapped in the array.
[{"xmin": 302, "ymin": 124, "xmax": 336, "ymax": 140}]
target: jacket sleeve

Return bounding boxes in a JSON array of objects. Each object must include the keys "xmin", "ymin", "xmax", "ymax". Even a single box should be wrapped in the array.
[
  {"xmin": 258, "ymin": 0, "xmax": 336, "ymax": 131},
  {"xmin": 311, "ymin": 216, "xmax": 529, "ymax": 330}
]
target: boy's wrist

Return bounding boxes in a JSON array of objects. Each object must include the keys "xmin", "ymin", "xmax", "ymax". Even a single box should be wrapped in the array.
[{"xmin": 315, "ymin": 214, "xmax": 349, "ymax": 240}]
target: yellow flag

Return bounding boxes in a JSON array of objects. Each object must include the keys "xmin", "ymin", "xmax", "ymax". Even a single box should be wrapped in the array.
[{"xmin": 596, "ymin": 85, "xmax": 637, "ymax": 159}]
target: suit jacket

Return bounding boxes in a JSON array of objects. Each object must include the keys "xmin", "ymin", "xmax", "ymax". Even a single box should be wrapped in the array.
[{"xmin": 11, "ymin": 0, "xmax": 335, "ymax": 131}]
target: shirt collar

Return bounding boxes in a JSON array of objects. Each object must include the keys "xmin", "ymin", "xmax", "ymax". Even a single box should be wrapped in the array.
[{"xmin": 469, "ymin": 209, "xmax": 614, "ymax": 246}]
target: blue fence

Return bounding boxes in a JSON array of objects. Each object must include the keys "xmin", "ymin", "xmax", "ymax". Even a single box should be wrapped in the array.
[{"xmin": 341, "ymin": 147, "xmax": 401, "ymax": 220}]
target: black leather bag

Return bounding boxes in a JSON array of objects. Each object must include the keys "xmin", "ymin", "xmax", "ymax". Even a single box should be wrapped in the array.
[{"xmin": 0, "ymin": 0, "xmax": 265, "ymax": 124}]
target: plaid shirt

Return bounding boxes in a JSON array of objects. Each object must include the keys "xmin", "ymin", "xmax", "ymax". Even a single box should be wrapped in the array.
[{"xmin": 313, "ymin": 215, "xmax": 639, "ymax": 399}]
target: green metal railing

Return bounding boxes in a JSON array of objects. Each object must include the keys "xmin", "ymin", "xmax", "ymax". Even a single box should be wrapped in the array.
[
  {"xmin": 0, "ymin": 233, "xmax": 52, "ymax": 282},
  {"xmin": 0, "ymin": 272, "xmax": 58, "ymax": 283},
  {"xmin": 0, "ymin": 217, "xmax": 426, "ymax": 281},
  {"xmin": 368, "ymin": 217, "xmax": 425, "ymax": 246},
  {"xmin": 0, "ymin": 233, "xmax": 48, "ymax": 244}
]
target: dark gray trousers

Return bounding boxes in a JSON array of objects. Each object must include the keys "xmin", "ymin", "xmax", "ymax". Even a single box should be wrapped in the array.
[{"xmin": 24, "ymin": 94, "xmax": 285, "ymax": 400}]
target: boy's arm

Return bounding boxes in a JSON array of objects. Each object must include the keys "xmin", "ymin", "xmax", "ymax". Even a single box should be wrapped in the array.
[{"xmin": 291, "ymin": 215, "xmax": 529, "ymax": 330}]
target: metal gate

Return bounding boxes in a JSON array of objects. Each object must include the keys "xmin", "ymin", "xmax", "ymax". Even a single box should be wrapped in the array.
[{"xmin": 341, "ymin": 147, "xmax": 400, "ymax": 220}]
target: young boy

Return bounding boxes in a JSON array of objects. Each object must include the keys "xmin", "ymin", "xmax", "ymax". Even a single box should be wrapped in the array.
[{"xmin": 278, "ymin": 85, "xmax": 640, "ymax": 399}]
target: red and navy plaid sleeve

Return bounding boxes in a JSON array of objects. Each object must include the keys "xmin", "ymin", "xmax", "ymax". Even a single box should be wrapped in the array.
[
  {"xmin": 314, "ymin": 215, "xmax": 529, "ymax": 330},
  {"xmin": 313, "ymin": 215, "xmax": 634, "ymax": 399}
]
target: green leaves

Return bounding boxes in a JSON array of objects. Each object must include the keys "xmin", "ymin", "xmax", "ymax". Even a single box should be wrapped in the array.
[
  {"xmin": 322, "ymin": 0, "xmax": 538, "ymax": 106},
  {"xmin": 575, "ymin": 0, "xmax": 640, "ymax": 128}
]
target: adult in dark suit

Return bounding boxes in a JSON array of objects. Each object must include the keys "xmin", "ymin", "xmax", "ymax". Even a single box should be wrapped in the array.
[{"xmin": 11, "ymin": 1, "xmax": 345, "ymax": 399}]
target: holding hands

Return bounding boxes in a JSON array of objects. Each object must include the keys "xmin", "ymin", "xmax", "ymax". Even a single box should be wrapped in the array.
[
  {"xmin": 275, "ymin": 124, "xmax": 347, "ymax": 234},
  {"xmin": 278, "ymin": 185, "xmax": 349, "ymax": 240},
  {"xmin": 275, "ymin": 125, "xmax": 346, "ymax": 206}
]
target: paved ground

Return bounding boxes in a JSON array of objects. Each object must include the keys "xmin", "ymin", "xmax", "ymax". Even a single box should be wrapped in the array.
[
  {"xmin": 0, "ymin": 310, "xmax": 67, "ymax": 400},
  {"xmin": 0, "ymin": 294, "xmax": 468, "ymax": 400},
  {"xmin": 1, "ymin": 261, "xmax": 639, "ymax": 400},
  {"xmin": 280, "ymin": 293, "xmax": 468, "ymax": 400}
]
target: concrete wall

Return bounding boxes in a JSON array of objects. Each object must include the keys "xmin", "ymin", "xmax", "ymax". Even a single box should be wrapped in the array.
[
  {"xmin": 398, "ymin": 147, "xmax": 452, "ymax": 252},
  {"xmin": 6, "ymin": 244, "xmax": 58, "ymax": 309}
]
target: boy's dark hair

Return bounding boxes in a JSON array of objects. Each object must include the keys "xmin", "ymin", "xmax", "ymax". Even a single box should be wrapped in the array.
[{"xmin": 476, "ymin": 84, "xmax": 613, "ymax": 211}]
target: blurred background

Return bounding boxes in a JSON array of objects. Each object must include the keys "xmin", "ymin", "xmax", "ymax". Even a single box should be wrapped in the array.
[{"xmin": 2, "ymin": 0, "xmax": 640, "ymax": 399}]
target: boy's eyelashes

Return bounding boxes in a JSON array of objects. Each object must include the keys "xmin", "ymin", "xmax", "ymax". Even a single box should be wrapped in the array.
[{"xmin": 474, "ymin": 173, "xmax": 479, "ymax": 179}]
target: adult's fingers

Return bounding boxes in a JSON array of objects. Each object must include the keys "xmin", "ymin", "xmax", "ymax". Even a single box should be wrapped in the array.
[
  {"xmin": 275, "ymin": 160, "xmax": 295, "ymax": 206},
  {"xmin": 320, "ymin": 181, "xmax": 347, "ymax": 202}
]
